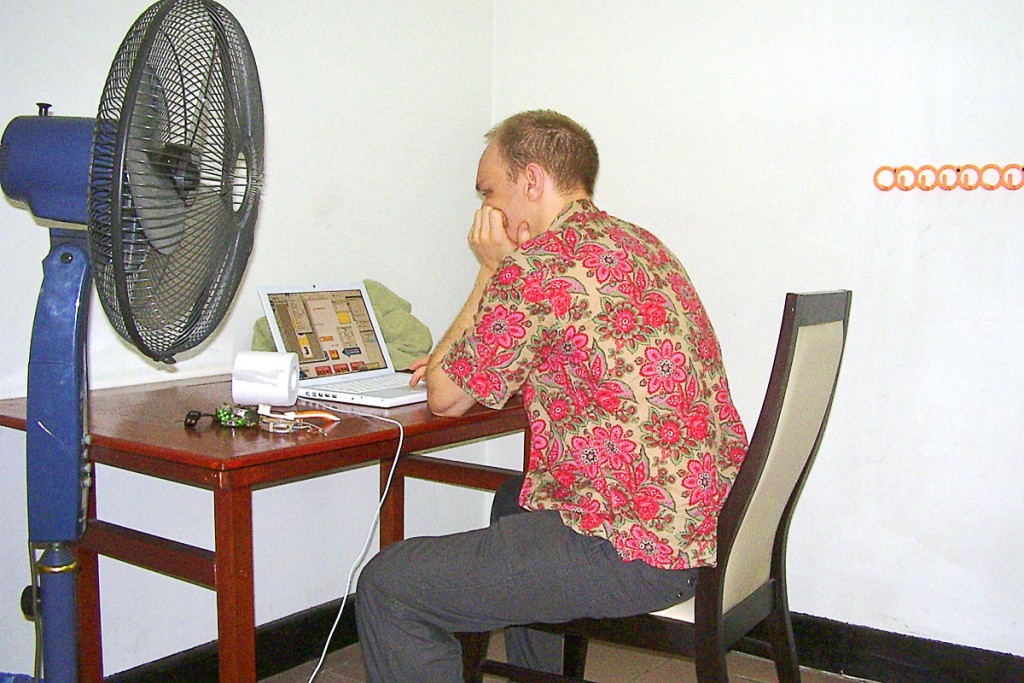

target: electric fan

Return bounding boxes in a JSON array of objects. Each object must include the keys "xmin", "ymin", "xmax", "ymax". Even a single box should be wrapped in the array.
[{"xmin": 0, "ymin": 1, "xmax": 263, "ymax": 681}]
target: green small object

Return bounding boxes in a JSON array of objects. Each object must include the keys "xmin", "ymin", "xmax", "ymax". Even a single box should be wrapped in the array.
[{"xmin": 215, "ymin": 404, "xmax": 258, "ymax": 428}]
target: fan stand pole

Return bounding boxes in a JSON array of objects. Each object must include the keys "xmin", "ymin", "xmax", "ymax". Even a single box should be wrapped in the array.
[
  {"xmin": 35, "ymin": 544, "xmax": 80, "ymax": 682},
  {"xmin": 27, "ymin": 235, "xmax": 92, "ymax": 683}
]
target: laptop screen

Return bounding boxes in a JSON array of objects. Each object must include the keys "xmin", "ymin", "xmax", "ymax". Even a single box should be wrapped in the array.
[{"xmin": 262, "ymin": 285, "xmax": 391, "ymax": 381}]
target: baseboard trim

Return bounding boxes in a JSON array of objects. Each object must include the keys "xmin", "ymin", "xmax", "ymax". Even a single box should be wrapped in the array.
[
  {"xmin": 786, "ymin": 613, "xmax": 1024, "ymax": 683},
  {"xmin": 735, "ymin": 614, "xmax": 1024, "ymax": 683},
  {"xmin": 104, "ymin": 597, "xmax": 357, "ymax": 683},
  {"xmin": 104, "ymin": 602, "xmax": 1023, "ymax": 683}
]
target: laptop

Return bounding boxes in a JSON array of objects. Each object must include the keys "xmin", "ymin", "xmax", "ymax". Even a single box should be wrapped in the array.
[{"xmin": 258, "ymin": 282, "xmax": 428, "ymax": 408}]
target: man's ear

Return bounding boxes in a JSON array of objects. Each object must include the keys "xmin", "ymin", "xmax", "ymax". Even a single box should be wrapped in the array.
[{"xmin": 523, "ymin": 162, "xmax": 547, "ymax": 201}]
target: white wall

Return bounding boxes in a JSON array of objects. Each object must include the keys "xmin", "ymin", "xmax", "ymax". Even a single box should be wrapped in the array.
[
  {"xmin": 2, "ymin": 0, "xmax": 1022, "ymax": 675},
  {"xmin": 492, "ymin": 0, "xmax": 1024, "ymax": 657}
]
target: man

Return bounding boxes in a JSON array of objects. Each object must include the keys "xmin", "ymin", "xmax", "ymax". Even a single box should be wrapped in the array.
[{"xmin": 355, "ymin": 110, "xmax": 747, "ymax": 681}]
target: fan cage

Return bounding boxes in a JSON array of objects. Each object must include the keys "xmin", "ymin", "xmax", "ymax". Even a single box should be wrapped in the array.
[{"xmin": 88, "ymin": 0, "xmax": 263, "ymax": 363}]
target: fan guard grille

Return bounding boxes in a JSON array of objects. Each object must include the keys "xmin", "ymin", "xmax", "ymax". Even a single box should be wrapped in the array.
[{"xmin": 89, "ymin": 0, "xmax": 263, "ymax": 363}]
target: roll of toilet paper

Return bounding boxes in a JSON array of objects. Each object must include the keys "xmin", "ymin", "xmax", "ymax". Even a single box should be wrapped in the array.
[{"xmin": 231, "ymin": 351, "xmax": 300, "ymax": 406}]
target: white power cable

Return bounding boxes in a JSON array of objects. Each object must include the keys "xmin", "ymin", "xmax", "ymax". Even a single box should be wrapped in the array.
[{"xmin": 303, "ymin": 404, "xmax": 405, "ymax": 683}]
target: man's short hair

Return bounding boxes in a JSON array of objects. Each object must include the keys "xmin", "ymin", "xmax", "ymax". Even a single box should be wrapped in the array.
[{"xmin": 486, "ymin": 110, "xmax": 599, "ymax": 197}]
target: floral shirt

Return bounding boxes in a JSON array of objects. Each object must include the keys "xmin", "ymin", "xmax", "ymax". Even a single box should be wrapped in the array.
[{"xmin": 442, "ymin": 200, "xmax": 747, "ymax": 569}]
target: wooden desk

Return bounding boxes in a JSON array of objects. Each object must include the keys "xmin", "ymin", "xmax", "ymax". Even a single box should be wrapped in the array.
[{"xmin": 0, "ymin": 375, "xmax": 527, "ymax": 683}]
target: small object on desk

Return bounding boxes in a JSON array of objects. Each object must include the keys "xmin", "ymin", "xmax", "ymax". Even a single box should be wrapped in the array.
[
  {"xmin": 258, "ymin": 415, "xmax": 325, "ymax": 435},
  {"xmin": 183, "ymin": 410, "xmax": 211, "ymax": 427},
  {"xmin": 231, "ymin": 351, "xmax": 299, "ymax": 405},
  {"xmin": 216, "ymin": 404, "xmax": 260, "ymax": 428},
  {"xmin": 184, "ymin": 404, "xmax": 261, "ymax": 429},
  {"xmin": 255, "ymin": 404, "xmax": 339, "ymax": 436}
]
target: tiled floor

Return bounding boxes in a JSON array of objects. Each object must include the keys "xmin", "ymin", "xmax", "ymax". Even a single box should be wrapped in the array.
[{"xmin": 262, "ymin": 632, "xmax": 878, "ymax": 683}]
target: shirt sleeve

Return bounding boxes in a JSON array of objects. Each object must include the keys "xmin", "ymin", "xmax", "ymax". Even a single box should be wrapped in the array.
[{"xmin": 440, "ymin": 258, "xmax": 546, "ymax": 409}]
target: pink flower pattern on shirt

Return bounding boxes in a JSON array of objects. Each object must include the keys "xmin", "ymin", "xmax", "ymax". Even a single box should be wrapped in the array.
[
  {"xmin": 443, "ymin": 200, "xmax": 747, "ymax": 569},
  {"xmin": 478, "ymin": 305, "xmax": 527, "ymax": 349}
]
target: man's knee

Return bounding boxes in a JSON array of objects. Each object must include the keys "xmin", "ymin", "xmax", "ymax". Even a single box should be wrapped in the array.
[{"xmin": 357, "ymin": 542, "xmax": 404, "ymax": 610}]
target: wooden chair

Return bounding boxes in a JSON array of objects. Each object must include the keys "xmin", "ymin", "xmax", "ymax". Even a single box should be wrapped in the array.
[{"xmin": 460, "ymin": 290, "xmax": 852, "ymax": 683}]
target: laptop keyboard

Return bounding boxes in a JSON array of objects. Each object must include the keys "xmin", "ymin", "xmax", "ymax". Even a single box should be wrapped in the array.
[{"xmin": 331, "ymin": 374, "xmax": 414, "ymax": 393}]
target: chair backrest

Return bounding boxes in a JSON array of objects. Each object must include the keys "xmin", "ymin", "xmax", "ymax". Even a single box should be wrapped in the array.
[{"xmin": 715, "ymin": 290, "xmax": 851, "ymax": 614}]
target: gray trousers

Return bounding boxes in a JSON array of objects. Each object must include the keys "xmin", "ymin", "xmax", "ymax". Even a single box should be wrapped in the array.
[{"xmin": 355, "ymin": 476, "xmax": 698, "ymax": 682}]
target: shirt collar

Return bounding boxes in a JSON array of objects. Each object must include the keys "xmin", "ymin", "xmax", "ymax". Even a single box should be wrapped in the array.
[{"xmin": 546, "ymin": 198, "xmax": 597, "ymax": 233}]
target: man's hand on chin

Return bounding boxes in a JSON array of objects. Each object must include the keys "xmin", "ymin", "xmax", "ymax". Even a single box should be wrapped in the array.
[{"xmin": 470, "ymin": 205, "xmax": 522, "ymax": 271}]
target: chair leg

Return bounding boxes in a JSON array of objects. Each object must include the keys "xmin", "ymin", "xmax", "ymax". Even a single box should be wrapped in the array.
[
  {"xmin": 562, "ymin": 633, "xmax": 588, "ymax": 678},
  {"xmin": 694, "ymin": 627, "xmax": 729, "ymax": 683},
  {"xmin": 763, "ymin": 606, "xmax": 801, "ymax": 683},
  {"xmin": 457, "ymin": 631, "xmax": 491, "ymax": 683}
]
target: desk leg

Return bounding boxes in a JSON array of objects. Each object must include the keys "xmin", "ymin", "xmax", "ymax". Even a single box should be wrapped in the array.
[
  {"xmin": 213, "ymin": 484, "xmax": 256, "ymax": 683},
  {"xmin": 523, "ymin": 428, "xmax": 530, "ymax": 470},
  {"xmin": 77, "ymin": 476, "xmax": 103, "ymax": 683},
  {"xmin": 379, "ymin": 457, "xmax": 405, "ymax": 548}
]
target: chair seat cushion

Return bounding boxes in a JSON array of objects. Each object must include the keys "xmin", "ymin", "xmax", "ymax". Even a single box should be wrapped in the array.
[{"xmin": 649, "ymin": 596, "xmax": 695, "ymax": 622}]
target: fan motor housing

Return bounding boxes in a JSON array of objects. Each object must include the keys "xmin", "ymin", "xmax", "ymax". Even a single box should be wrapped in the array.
[{"xmin": 0, "ymin": 114, "xmax": 93, "ymax": 225}]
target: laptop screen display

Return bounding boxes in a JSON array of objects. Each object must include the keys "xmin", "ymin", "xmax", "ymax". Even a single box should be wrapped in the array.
[{"xmin": 264, "ymin": 288, "xmax": 388, "ymax": 380}]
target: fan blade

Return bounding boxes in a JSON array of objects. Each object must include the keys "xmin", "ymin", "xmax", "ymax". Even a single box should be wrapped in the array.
[{"xmin": 121, "ymin": 67, "xmax": 188, "ymax": 256}]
